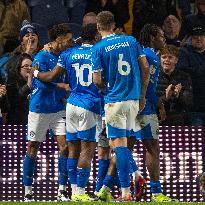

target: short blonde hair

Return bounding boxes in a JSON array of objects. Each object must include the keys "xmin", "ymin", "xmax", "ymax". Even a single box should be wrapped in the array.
[{"xmin": 96, "ymin": 11, "xmax": 115, "ymax": 31}]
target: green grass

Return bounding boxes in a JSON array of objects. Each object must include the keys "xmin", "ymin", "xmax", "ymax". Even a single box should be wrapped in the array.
[{"xmin": 1, "ymin": 203, "xmax": 205, "ymax": 205}]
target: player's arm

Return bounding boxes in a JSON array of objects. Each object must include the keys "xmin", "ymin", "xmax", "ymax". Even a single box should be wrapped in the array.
[
  {"xmin": 32, "ymin": 64, "xmax": 64, "ymax": 82},
  {"xmin": 138, "ymin": 56, "xmax": 150, "ymax": 99},
  {"xmin": 93, "ymin": 71, "xmax": 106, "ymax": 92}
]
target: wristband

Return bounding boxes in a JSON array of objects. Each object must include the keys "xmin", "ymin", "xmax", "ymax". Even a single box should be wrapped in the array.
[{"xmin": 33, "ymin": 70, "xmax": 39, "ymax": 78}]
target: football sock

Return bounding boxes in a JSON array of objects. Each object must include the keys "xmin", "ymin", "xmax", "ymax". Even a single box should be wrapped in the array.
[
  {"xmin": 58, "ymin": 155, "xmax": 68, "ymax": 186},
  {"xmin": 150, "ymin": 180, "xmax": 162, "ymax": 194},
  {"xmin": 114, "ymin": 146, "xmax": 131, "ymax": 196},
  {"xmin": 23, "ymin": 154, "xmax": 36, "ymax": 186},
  {"xmin": 103, "ymin": 175, "xmax": 115, "ymax": 190},
  {"xmin": 77, "ymin": 167, "xmax": 90, "ymax": 189},
  {"xmin": 67, "ymin": 158, "xmax": 78, "ymax": 194},
  {"xmin": 95, "ymin": 159, "xmax": 110, "ymax": 192}
]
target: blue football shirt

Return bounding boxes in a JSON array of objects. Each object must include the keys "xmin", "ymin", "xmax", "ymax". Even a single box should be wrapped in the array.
[
  {"xmin": 91, "ymin": 34, "xmax": 145, "ymax": 104},
  {"xmin": 30, "ymin": 51, "xmax": 66, "ymax": 113},
  {"xmin": 140, "ymin": 47, "xmax": 160, "ymax": 115},
  {"xmin": 57, "ymin": 44, "xmax": 101, "ymax": 115}
]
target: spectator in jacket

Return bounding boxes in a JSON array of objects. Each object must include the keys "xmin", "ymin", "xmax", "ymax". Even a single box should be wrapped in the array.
[
  {"xmin": 132, "ymin": 0, "xmax": 191, "ymax": 39},
  {"xmin": 0, "ymin": 75, "xmax": 8, "ymax": 124},
  {"xmin": 0, "ymin": 20, "xmax": 41, "ymax": 81},
  {"xmin": 0, "ymin": 0, "xmax": 30, "ymax": 47},
  {"xmin": 162, "ymin": 15, "xmax": 182, "ymax": 47},
  {"xmin": 180, "ymin": 0, "xmax": 205, "ymax": 40},
  {"xmin": 177, "ymin": 25, "xmax": 205, "ymax": 125},
  {"xmin": 156, "ymin": 45, "xmax": 193, "ymax": 125},
  {"xmin": 6, "ymin": 53, "xmax": 33, "ymax": 124}
]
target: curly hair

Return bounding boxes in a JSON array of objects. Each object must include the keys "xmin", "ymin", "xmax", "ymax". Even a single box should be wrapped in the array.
[
  {"xmin": 139, "ymin": 24, "xmax": 161, "ymax": 47},
  {"xmin": 48, "ymin": 23, "xmax": 72, "ymax": 42}
]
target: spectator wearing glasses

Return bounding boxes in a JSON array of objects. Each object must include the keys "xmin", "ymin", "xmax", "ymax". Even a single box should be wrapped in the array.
[{"xmin": 6, "ymin": 53, "xmax": 33, "ymax": 124}]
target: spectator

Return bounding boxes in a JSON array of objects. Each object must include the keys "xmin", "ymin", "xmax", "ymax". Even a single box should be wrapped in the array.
[
  {"xmin": 180, "ymin": 0, "xmax": 205, "ymax": 40},
  {"xmin": 27, "ymin": 0, "xmax": 68, "ymax": 28},
  {"xmin": 156, "ymin": 45, "xmax": 193, "ymax": 125},
  {"xmin": 6, "ymin": 53, "xmax": 33, "ymax": 124},
  {"xmin": 0, "ymin": 20, "xmax": 41, "ymax": 81},
  {"xmin": 177, "ymin": 25, "xmax": 205, "ymax": 125},
  {"xmin": 0, "ymin": 0, "xmax": 30, "ymax": 47},
  {"xmin": 85, "ymin": 0, "xmax": 129, "ymax": 29},
  {"xmin": 83, "ymin": 12, "xmax": 97, "ymax": 25},
  {"xmin": 63, "ymin": 0, "xmax": 87, "ymax": 25},
  {"xmin": 162, "ymin": 15, "xmax": 182, "ymax": 47},
  {"xmin": 0, "ymin": 75, "xmax": 8, "ymax": 124},
  {"xmin": 132, "ymin": 0, "xmax": 191, "ymax": 39}
]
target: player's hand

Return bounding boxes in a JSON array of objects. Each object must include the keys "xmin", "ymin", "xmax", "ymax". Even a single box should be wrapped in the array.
[
  {"xmin": 139, "ymin": 98, "xmax": 146, "ymax": 113},
  {"xmin": 0, "ymin": 84, "xmax": 6, "ymax": 97},
  {"xmin": 43, "ymin": 43, "xmax": 53, "ymax": 52},
  {"xmin": 30, "ymin": 62, "xmax": 39, "ymax": 76},
  {"xmin": 56, "ymin": 83, "xmax": 70, "ymax": 95}
]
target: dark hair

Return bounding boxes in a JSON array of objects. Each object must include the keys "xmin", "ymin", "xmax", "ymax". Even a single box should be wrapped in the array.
[
  {"xmin": 6, "ymin": 53, "xmax": 32, "ymax": 83},
  {"xmin": 48, "ymin": 23, "xmax": 72, "ymax": 42},
  {"xmin": 96, "ymin": 11, "xmax": 115, "ymax": 31},
  {"xmin": 139, "ymin": 24, "xmax": 162, "ymax": 47},
  {"xmin": 81, "ymin": 24, "xmax": 98, "ymax": 42},
  {"xmin": 160, "ymin": 45, "xmax": 179, "ymax": 57}
]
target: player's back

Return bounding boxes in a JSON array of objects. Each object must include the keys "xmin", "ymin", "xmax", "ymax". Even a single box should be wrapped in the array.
[
  {"xmin": 140, "ymin": 47, "xmax": 160, "ymax": 115},
  {"xmin": 92, "ymin": 34, "xmax": 143, "ymax": 104},
  {"xmin": 65, "ymin": 44, "xmax": 101, "ymax": 114}
]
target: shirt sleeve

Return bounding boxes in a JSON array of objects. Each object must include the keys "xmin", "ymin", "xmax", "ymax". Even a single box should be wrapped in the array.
[
  {"xmin": 91, "ymin": 46, "xmax": 103, "ymax": 72},
  {"xmin": 57, "ymin": 51, "xmax": 68, "ymax": 69},
  {"xmin": 136, "ymin": 41, "xmax": 146, "ymax": 59},
  {"xmin": 32, "ymin": 53, "xmax": 48, "ymax": 72}
]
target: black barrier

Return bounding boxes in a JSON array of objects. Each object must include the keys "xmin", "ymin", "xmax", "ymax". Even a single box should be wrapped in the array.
[{"xmin": 0, "ymin": 125, "xmax": 204, "ymax": 201}]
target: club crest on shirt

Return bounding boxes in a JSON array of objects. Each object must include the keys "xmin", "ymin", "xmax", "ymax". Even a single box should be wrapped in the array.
[
  {"xmin": 150, "ymin": 65, "xmax": 156, "ymax": 75},
  {"xmin": 30, "ymin": 131, "xmax": 35, "ymax": 139}
]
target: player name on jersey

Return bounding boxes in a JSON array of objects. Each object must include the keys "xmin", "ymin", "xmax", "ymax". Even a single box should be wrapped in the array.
[
  {"xmin": 105, "ymin": 41, "xmax": 130, "ymax": 52},
  {"xmin": 72, "ymin": 53, "xmax": 91, "ymax": 60}
]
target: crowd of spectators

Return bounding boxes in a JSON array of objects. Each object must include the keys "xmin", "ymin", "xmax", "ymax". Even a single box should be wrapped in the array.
[{"xmin": 0, "ymin": 0, "xmax": 205, "ymax": 126}]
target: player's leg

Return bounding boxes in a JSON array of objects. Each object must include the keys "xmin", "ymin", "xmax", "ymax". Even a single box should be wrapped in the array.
[
  {"xmin": 50, "ymin": 110, "xmax": 70, "ymax": 201},
  {"xmin": 23, "ymin": 112, "xmax": 49, "ymax": 201},
  {"xmin": 73, "ymin": 109, "xmax": 99, "ymax": 202},
  {"xmin": 65, "ymin": 104, "xmax": 80, "ymax": 197},
  {"xmin": 75, "ymin": 140, "xmax": 96, "ymax": 201},
  {"xmin": 128, "ymin": 136, "xmax": 146, "ymax": 201},
  {"xmin": 56, "ymin": 135, "xmax": 69, "ymax": 201},
  {"xmin": 140, "ymin": 114, "xmax": 177, "ymax": 202},
  {"xmin": 95, "ymin": 122, "xmax": 110, "ymax": 195},
  {"xmin": 103, "ymin": 100, "xmax": 139, "ymax": 201}
]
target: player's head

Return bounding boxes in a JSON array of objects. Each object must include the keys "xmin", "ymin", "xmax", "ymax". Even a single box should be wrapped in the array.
[
  {"xmin": 48, "ymin": 23, "xmax": 73, "ymax": 52},
  {"xmin": 160, "ymin": 45, "xmax": 179, "ymax": 75},
  {"xmin": 81, "ymin": 23, "xmax": 98, "ymax": 44},
  {"xmin": 96, "ymin": 11, "xmax": 115, "ymax": 33},
  {"xmin": 139, "ymin": 24, "xmax": 166, "ymax": 50}
]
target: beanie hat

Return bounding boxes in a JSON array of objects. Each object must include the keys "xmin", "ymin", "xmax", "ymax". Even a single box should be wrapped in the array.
[{"xmin": 19, "ymin": 20, "xmax": 38, "ymax": 40}]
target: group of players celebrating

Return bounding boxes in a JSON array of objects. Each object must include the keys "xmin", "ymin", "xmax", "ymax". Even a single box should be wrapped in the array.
[{"xmin": 22, "ymin": 10, "xmax": 178, "ymax": 202}]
